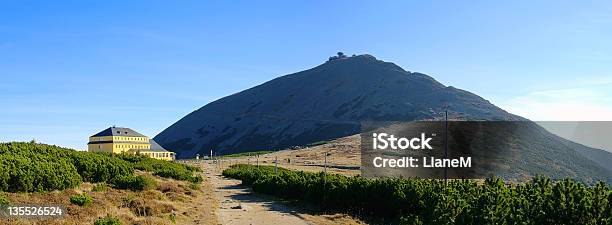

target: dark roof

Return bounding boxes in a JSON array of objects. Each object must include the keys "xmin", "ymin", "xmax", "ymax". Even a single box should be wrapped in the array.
[
  {"xmin": 149, "ymin": 139, "xmax": 169, "ymax": 152},
  {"xmin": 91, "ymin": 127, "xmax": 147, "ymax": 137}
]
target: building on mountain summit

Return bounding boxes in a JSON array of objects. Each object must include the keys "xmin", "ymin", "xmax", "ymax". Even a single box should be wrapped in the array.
[{"xmin": 88, "ymin": 126, "xmax": 175, "ymax": 161}]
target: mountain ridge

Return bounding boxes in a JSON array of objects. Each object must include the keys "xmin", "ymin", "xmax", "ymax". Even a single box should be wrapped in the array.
[
  {"xmin": 155, "ymin": 54, "xmax": 523, "ymax": 157},
  {"xmin": 154, "ymin": 53, "xmax": 612, "ymax": 182}
]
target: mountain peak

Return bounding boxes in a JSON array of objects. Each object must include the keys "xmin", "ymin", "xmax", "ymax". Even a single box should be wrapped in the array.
[
  {"xmin": 327, "ymin": 52, "xmax": 378, "ymax": 63},
  {"xmin": 155, "ymin": 55, "xmax": 521, "ymax": 157},
  {"xmin": 322, "ymin": 53, "xmax": 409, "ymax": 76}
]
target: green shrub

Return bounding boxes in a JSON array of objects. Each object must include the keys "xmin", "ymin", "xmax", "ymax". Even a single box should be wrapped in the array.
[
  {"xmin": 0, "ymin": 153, "xmax": 82, "ymax": 192},
  {"xmin": 70, "ymin": 193, "xmax": 93, "ymax": 206},
  {"xmin": 0, "ymin": 142, "xmax": 197, "ymax": 193},
  {"xmin": 69, "ymin": 152, "xmax": 133, "ymax": 183},
  {"xmin": 94, "ymin": 215, "xmax": 122, "ymax": 225},
  {"xmin": 169, "ymin": 212, "xmax": 176, "ymax": 223},
  {"xmin": 92, "ymin": 183, "xmax": 108, "ymax": 192},
  {"xmin": 117, "ymin": 154, "xmax": 202, "ymax": 181},
  {"xmin": 188, "ymin": 182, "xmax": 200, "ymax": 190},
  {"xmin": 0, "ymin": 193, "xmax": 9, "ymax": 206},
  {"xmin": 223, "ymin": 164, "xmax": 612, "ymax": 224},
  {"xmin": 111, "ymin": 175, "xmax": 157, "ymax": 191}
]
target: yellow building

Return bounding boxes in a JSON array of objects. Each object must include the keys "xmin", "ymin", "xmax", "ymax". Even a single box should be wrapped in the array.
[
  {"xmin": 127, "ymin": 140, "xmax": 176, "ymax": 161},
  {"xmin": 88, "ymin": 126, "xmax": 175, "ymax": 161}
]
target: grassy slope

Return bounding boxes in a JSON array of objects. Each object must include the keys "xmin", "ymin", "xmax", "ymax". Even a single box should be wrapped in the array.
[{"xmin": 0, "ymin": 142, "xmax": 216, "ymax": 225}]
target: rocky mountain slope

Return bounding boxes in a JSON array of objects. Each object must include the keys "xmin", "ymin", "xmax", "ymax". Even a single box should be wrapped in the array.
[{"xmin": 155, "ymin": 54, "xmax": 522, "ymax": 157}]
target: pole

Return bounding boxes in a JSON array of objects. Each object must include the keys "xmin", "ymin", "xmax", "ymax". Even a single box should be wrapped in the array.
[
  {"xmin": 324, "ymin": 153, "xmax": 327, "ymax": 174},
  {"xmin": 444, "ymin": 109, "xmax": 448, "ymax": 183},
  {"xmin": 275, "ymin": 156, "xmax": 278, "ymax": 174},
  {"xmin": 323, "ymin": 152, "xmax": 327, "ymax": 204}
]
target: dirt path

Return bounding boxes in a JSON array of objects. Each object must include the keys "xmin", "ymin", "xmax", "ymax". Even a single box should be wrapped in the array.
[
  {"xmin": 204, "ymin": 162, "xmax": 311, "ymax": 225},
  {"xmin": 185, "ymin": 160, "xmax": 364, "ymax": 225}
]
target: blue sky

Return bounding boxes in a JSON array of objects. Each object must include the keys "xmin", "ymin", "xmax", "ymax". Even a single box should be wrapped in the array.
[{"xmin": 1, "ymin": 1, "xmax": 611, "ymax": 150}]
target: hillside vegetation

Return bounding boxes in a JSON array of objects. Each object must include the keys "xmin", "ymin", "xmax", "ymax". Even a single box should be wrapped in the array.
[
  {"xmin": 0, "ymin": 142, "xmax": 201, "ymax": 192},
  {"xmin": 223, "ymin": 164, "xmax": 611, "ymax": 225}
]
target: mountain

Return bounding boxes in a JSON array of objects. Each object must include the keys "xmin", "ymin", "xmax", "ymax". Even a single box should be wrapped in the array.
[
  {"xmin": 156, "ymin": 54, "xmax": 518, "ymax": 155},
  {"xmin": 154, "ymin": 54, "xmax": 611, "ymax": 182}
]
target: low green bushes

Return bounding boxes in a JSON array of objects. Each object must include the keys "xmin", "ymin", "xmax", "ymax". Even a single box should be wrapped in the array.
[
  {"xmin": 153, "ymin": 168, "xmax": 203, "ymax": 183},
  {"xmin": 222, "ymin": 164, "xmax": 288, "ymax": 185},
  {"xmin": 70, "ymin": 193, "xmax": 93, "ymax": 206},
  {"xmin": 0, "ymin": 154, "xmax": 82, "ymax": 192},
  {"xmin": 0, "ymin": 142, "xmax": 201, "ymax": 193},
  {"xmin": 92, "ymin": 183, "xmax": 108, "ymax": 192},
  {"xmin": 94, "ymin": 215, "xmax": 122, "ymax": 225},
  {"xmin": 0, "ymin": 193, "xmax": 9, "ymax": 206},
  {"xmin": 69, "ymin": 152, "xmax": 133, "ymax": 183},
  {"xmin": 223, "ymin": 164, "xmax": 612, "ymax": 225},
  {"xmin": 119, "ymin": 154, "xmax": 202, "ymax": 183},
  {"xmin": 110, "ymin": 175, "xmax": 157, "ymax": 191}
]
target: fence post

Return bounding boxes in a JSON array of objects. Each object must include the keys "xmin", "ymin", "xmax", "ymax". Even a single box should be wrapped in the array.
[
  {"xmin": 323, "ymin": 152, "xmax": 327, "ymax": 205},
  {"xmin": 324, "ymin": 153, "xmax": 327, "ymax": 174},
  {"xmin": 275, "ymin": 156, "xmax": 278, "ymax": 174}
]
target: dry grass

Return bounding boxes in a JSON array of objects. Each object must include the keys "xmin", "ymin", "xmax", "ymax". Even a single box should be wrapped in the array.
[
  {"xmin": 0, "ymin": 171, "xmax": 218, "ymax": 225},
  {"xmin": 195, "ymin": 135, "xmax": 362, "ymax": 177}
]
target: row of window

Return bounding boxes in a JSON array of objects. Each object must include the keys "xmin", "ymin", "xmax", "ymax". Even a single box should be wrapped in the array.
[
  {"xmin": 114, "ymin": 136, "xmax": 147, "ymax": 142},
  {"xmin": 93, "ymin": 136, "xmax": 148, "ymax": 142},
  {"xmin": 115, "ymin": 144, "xmax": 147, "ymax": 149},
  {"xmin": 142, "ymin": 152, "xmax": 173, "ymax": 158}
]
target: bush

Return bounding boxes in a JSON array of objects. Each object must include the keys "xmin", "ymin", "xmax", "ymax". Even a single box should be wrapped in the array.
[
  {"xmin": 223, "ymin": 164, "xmax": 612, "ymax": 224},
  {"xmin": 70, "ymin": 193, "xmax": 93, "ymax": 206},
  {"xmin": 0, "ymin": 194, "xmax": 9, "ymax": 206},
  {"xmin": 111, "ymin": 175, "xmax": 157, "ymax": 191},
  {"xmin": 92, "ymin": 183, "xmax": 108, "ymax": 192},
  {"xmin": 188, "ymin": 182, "xmax": 200, "ymax": 190},
  {"xmin": 0, "ymin": 153, "xmax": 82, "ymax": 192},
  {"xmin": 0, "ymin": 142, "xmax": 197, "ymax": 193},
  {"xmin": 70, "ymin": 152, "xmax": 133, "ymax": 183},
  {"xmin": 94, "ymin": 215, "xmax": 122, "ymax": 225},
  {"xmin": 118, "ymin": 154, "xmax": 202, "ymax": 182}
]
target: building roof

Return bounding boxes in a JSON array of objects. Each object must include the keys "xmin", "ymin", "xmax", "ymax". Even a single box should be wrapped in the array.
[
  {"xmin": 91, "ymin": 127, "xmax": 147, "ymax": 137},
  {"xmin": 149, "ymin": 139, "xmax": 170, "ymax": 152}
]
